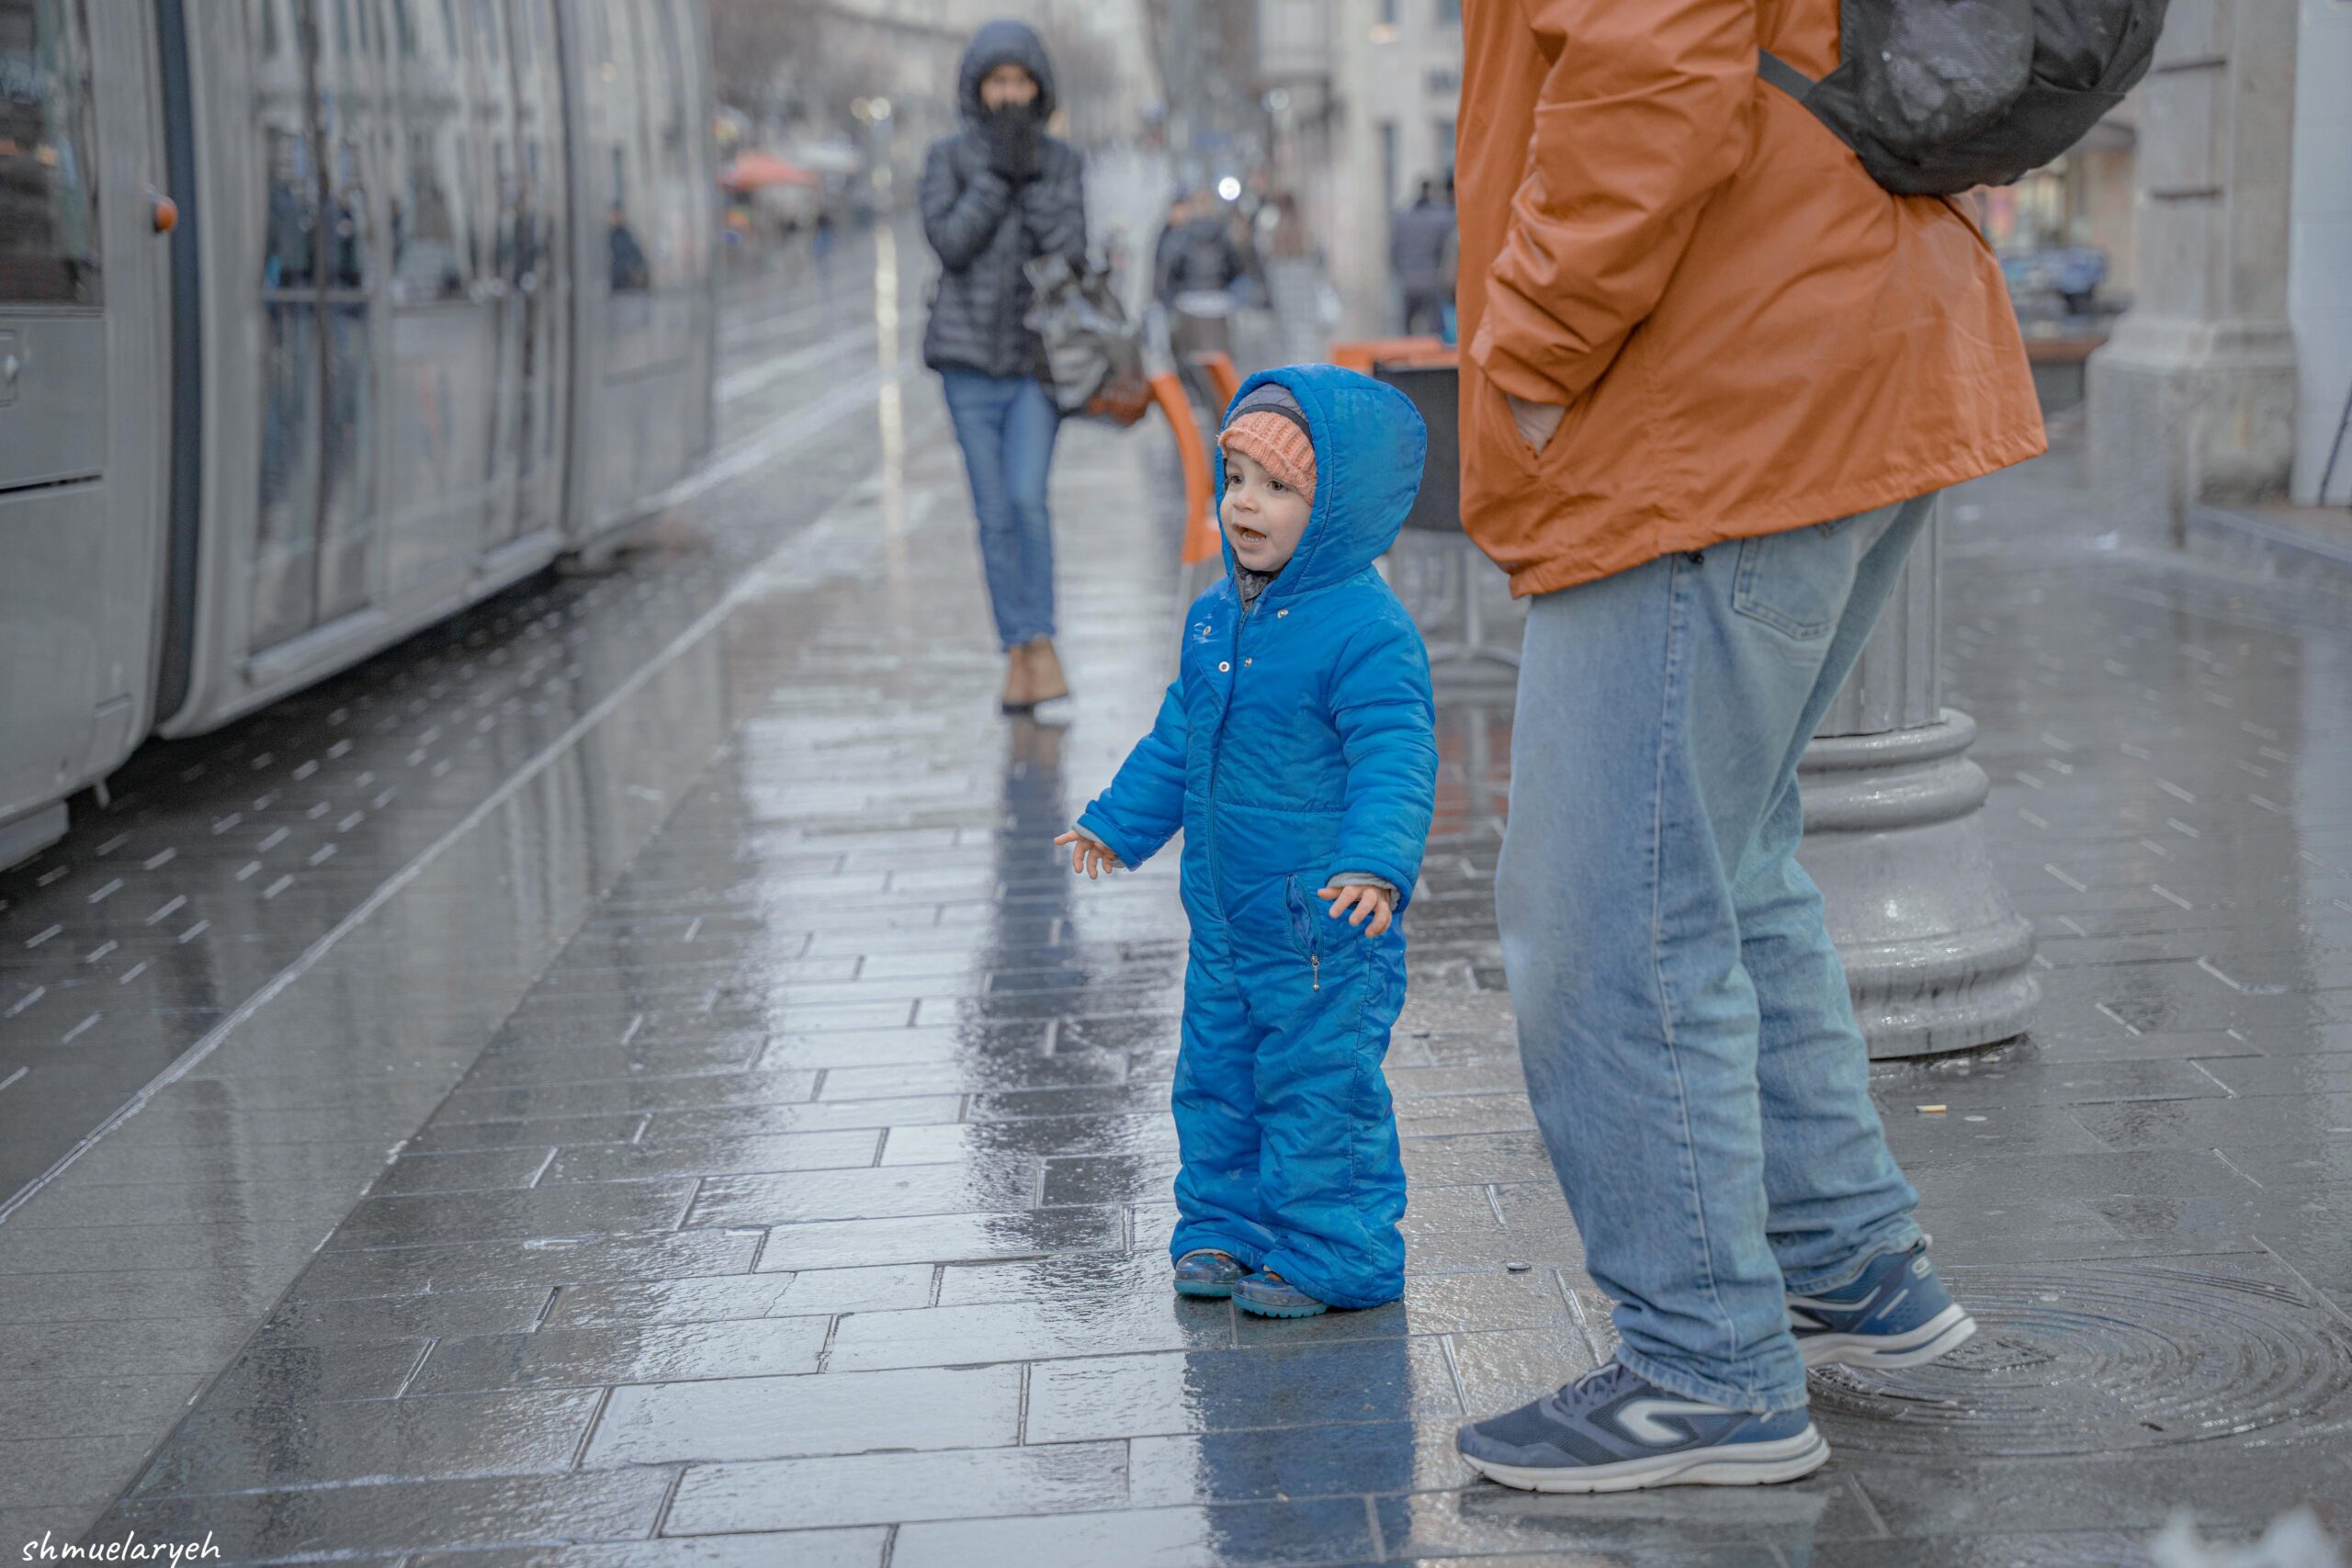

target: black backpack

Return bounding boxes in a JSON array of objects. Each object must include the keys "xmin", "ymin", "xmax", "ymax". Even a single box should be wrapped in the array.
[{"xmin": 1759, "ymin": 0, "xmax": 2170, "ymax": 196}]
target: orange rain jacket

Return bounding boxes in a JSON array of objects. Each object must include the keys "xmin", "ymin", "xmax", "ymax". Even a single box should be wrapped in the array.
[{"xmin": 1455, "ymin": 0, "xmax": 2047, "ymax": 597}]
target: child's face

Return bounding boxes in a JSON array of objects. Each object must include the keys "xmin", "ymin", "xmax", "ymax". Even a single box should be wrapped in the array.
[{"xmin": 1221, "ymin": 448, "xmax": 1312, "ymax": 575}]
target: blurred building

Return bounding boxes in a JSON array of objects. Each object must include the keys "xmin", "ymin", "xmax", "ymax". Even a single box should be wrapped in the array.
[
  {"xmin": 2089, "ymin": 0, "xmax": 2352, "ymax": 537},
  {"xmin": 1259, "ymin": 0, "xmax": 1461, "ymax": 333},
  {"xmin": 710, "ymin": 0, "xmax": 1158, "ymax": 209}
]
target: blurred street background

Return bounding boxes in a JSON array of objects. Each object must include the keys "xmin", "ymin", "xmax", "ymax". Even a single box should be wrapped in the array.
[{"xmin": 1, "ymin": 0, "xmax": 2348, "ymax": 1563}]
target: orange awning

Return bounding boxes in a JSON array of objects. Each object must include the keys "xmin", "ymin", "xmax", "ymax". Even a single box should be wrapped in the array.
[{"xmin": 719, "ymin": 152, "xmax": 818, "ymax": 192}]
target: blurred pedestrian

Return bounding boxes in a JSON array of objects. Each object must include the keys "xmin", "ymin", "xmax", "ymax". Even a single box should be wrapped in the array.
[
  {"xmin": 1450, "ymin": 0, "xmax": 2044, "ymax": 1493},
  {"xmin": 1153, "ymin": 188, "xmax": 1247, "ymax": 366},
  {"xmin": 1057, "ymin": 367, "xmax": 1438, "ymax": 1321},
  {"xmin": 810, "ymin": 207, "xmax": 835, "ymax": 296},
  {"xmin": 920, "ymin": 18, "xmax": 1087, "ymax": 713},
  {"xmin": 1388, "ymin": 177, "xmax": 1454, "ymax": 337}
]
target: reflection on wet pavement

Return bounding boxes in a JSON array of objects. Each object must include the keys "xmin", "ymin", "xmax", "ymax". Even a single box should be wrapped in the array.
[{"xmin": 5, "ymin": 231, "xmax": 2350, "ymax": 1560}]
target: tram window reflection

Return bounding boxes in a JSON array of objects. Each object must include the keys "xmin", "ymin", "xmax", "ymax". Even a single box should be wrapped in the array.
[
  {"xmin": 315, "ymin": 302, "xmax": 373, "ymax": 621},
  {"xmin": 260, "ymin": 128, "xmax": 315, "ymax": 289},
  {"xmin": 0, "ymin": 0, "xmax": 104, "ymax": 305},
  {"xmin": 607, "ymin": 198, "xmax": 648, "ymax": 292},
  {"xmin": 253, "ymin": 304, "xmax": 322, "ymax": 648}
]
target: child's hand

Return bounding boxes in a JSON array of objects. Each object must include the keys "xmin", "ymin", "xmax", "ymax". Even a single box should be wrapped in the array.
[
  {"xmin": 1054, "ymin": 829, "xmax": 1123, "ymax": 879},
  {"xmin": 1319, "ymin": 884, "xmax": 1395, "ymax": 938}
]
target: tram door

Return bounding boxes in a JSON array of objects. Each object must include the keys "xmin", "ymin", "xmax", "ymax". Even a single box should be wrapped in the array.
[
  {"xmin": 472, "ymin": 0, "xmax": 568, "ymax": 558},
  {"xmin": 0, "ymin": 1, "xmax": 167, "ymax": 841}
]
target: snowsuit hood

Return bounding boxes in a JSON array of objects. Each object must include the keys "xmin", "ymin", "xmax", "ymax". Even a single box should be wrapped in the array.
[
  {"xmin": 957, "ymin": 18, "xmax": 1057, "ymax": 124},
  {"xmin": 1216, "ymin": 363, "xmax": 1428, "ymax": 605}
]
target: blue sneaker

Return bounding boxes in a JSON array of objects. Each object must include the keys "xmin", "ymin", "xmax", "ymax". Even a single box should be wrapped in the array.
[
  {"xmin": 1787, "ymin": 1243, "xmax": 1976, "ymax": 1370},
  {"xmin": 1457, "ymin": 1362, "xmax": 1828, "ymax": 1494},
  {"xmin": 1232, "ymin": 1270, "xmax": 1328, "ymax": 1318},
  {"xmin": 1172, "ymin": 1249, "xmax": 1249, "ymax": 1299}
]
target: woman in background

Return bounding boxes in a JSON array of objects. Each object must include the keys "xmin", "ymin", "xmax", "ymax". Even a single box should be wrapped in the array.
[{"xmin": 920, "ymin": 19, "xmax": 1087, "ymax": 712}]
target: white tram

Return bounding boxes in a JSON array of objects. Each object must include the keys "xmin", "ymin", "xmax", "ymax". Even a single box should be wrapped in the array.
[{"xmin": 0, "ymin": 0, "xmax": 718, "ymax": 866}]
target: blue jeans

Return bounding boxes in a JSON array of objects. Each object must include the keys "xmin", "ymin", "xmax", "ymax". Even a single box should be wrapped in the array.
[
  {"xmin": 1498, "ymin": 496, "xmax": 1935, "ymax": 1414},
  {"xmin": 940, "ymin": 369, "xmax": 1060, "ymax": 650}
]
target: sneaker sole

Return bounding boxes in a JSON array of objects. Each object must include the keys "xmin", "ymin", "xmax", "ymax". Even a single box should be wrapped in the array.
[
  {"xmin": 1172, "ymin": 1280, "xmax": 1237, "ymax": 1300},
  {"xmin": 1797, "ymin": 1304, "xmax": 1977, "ymax": 1370},
  {"xmin": 1233, "ymin": 1293, "xmax": 1327, "ymax": 1318},
  {"xmin": 1462, "ymin": 1428, "xmax": 1830, "ymax": 1495}
]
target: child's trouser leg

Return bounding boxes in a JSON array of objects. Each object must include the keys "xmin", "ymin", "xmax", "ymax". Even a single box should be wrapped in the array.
[
  {"xmin": 1247, "ymin": 928, "xmax": 1408, "ymax": 1309},
  {"xmin": 1170, "ymin": 937, "xmax": 1276, "ymax": 1267}
]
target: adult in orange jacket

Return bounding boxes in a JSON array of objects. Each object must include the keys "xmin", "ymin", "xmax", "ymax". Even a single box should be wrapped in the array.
[{"xmin": 1451, "ymin": 0, "xmax": 2043, "ymax": 1493}]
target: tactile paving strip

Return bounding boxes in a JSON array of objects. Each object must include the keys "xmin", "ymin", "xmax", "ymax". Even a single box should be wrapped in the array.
[{"xmin": 1808, "ymin": 1261, "xmax": 2352, "ymax": 1455}]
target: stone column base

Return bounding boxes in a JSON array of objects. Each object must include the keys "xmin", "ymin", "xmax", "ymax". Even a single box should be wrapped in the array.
[
  {"xmin": 2086, "ymin": 315, "xmax": 2298, "ymax": 548},
  {"xmin": 1796, "ymin": 709, "xmax": 2040, "ymax": 1059}
]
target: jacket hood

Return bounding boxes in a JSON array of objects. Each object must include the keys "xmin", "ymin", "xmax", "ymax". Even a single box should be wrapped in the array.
[
  {"xmin": 958, "ymin": 18, "xmax": 1057, "ymax": 122},
  {"xmin": 1217, "ymin": 364, "xmax": 1428, "ymax": 602}
]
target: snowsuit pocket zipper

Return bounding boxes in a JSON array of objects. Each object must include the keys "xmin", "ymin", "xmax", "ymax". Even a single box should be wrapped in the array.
[{"xmin": 1283, "ymin": 874, "xmax": 1320, "ymax": 990}]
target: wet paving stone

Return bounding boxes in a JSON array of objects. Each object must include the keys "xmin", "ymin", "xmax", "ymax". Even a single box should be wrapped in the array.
[
  {"xmin": 1023, "ymin": 1337, "xmax": 1464, "ymax": 1444},
  {"xmin": 686, "ymin": 1161, "xmax": 1040, "ymax": 1227},
  {"xmin": 95, "ymin": 1468, "xmax": 675, "ymax": 1562},
  {"xmin": 256, "ymin": 1286, "xmax": 554, "ymax": 1342},
  {"xmin": 411, "ymin": 1315, "xmax": 831, "ymax": 1394},
  {"xmin": 403, "ymin": 1112, "xmax": 650, "ymax": 1154},
  {"xmin": 0, "ymin": 1436, "xmax": 164, "ymax": 1507},
  {"xmin": 639, "ymin": 1093, "xmax": 965, "ymax": 1140},
  {"xmin": 582, "ymin": 1364, "xmax": 1022, "ymax": 1466},
  {"xmin": 752, "ymin": 1205, "xmax": 1122, "ymax": 1271},
  {"xmin": 291, "ymin": 1228, "xmax": 763, "ymax": 1299},
  {"xmin": 371, "ymin": 1146, "xmax": 560, "ymax": 1195},
  {"xmin": 127, "ymin": 1386, "xmax": 603, "ymax": 1497},
  {"xmin": 324, "ymin": 1180, "xmax": 701, "ymax": 1249},
  {"xmin": 664, "ymin": 1440, "xmax": 1128, "ymax": 1534},
  {"xmin": 1386, "ymin": 1477, "xmax": 1886, "ymax": 1556},
  {"xmin": 410, "ymin": 1535, "xmax": 889, "ymax": 1568},
  {"xmin": 887, "ymin": 1497, "xmax": 1381, "ymax": 1568},
  {"xmin": 828, "ymin": 1292, "xmax": 1236, "ymax": 1371},
  {"xmin": 200, "ymin": 1339, "xmax": 428, "ymax": 1405}
]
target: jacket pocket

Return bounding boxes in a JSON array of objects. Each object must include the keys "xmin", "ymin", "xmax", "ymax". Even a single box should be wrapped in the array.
[
  {"xmin": 1282, "ymin": 874, "xmax": 1319, "ymax": 957},
  {"xmin": 1730, "ymin": 517, "xmax": 1859, "ymax": 641}
]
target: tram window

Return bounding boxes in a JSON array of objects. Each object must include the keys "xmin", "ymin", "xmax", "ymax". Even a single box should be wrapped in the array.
[
  {"xmin": 252, "ymin": 306, "xmax": 322, "ymax": 647},
  {"xmin": 316, "ymin": 5, "xmax": 382, "ymax": 288},
  {"xmin": 643, "ymin": 0, "xmax": 691, "ymax": 288},
  {"xmin": 389, "ymin": 0, "xmax": 469, "ymax": 302},
  {"xmin": 0, "ymin": 0, "xmax": 102, "ymax": 305},
  {"xmin": 315, "ymin": 301, "xmax": 372, "ymax": 621},
  {"xmin": 260, "ymin": 127, "xmax": 315, "ymax": 289}
]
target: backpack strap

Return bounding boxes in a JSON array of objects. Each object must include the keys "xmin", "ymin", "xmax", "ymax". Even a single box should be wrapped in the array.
[{"xmin": 1757, "ymin": 49, "xmax": 1816, "ymax": 104}]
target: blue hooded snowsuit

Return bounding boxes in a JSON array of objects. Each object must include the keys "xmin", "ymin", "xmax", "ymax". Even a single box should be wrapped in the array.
[{"xmin": 1078, "ymin": 365, "xmax": 1438, "ymax": 1309}]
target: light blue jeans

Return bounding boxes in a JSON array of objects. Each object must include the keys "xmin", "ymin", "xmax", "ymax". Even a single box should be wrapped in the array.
[
  {"xmin": 940, "ymin": 368, "xmax": 1060, "ymax": 650},
  {"xmin": 1498, "ymin": 495, "xmax": 1935, "ymax": 1414}
]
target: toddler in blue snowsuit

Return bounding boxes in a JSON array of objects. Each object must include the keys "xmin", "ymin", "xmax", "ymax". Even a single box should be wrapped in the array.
[{"xmin": 1057, "ymin": 365, "xmax": 1438, "ymax": 1317}]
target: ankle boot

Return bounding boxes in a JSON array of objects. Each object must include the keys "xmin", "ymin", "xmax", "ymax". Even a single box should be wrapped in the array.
[
  {"xmin": 1025, "ymin": 637, "xmax": 1069, "ymax": 704},
  {"xmin": 1000, "ymin": 644, "xmax": 1036, "ymax": 713}
]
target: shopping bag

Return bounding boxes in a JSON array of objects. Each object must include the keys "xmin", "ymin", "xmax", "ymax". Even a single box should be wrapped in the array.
[{"xmin": 1024, "ymin": 254, "xmax": 1151, "ymax": 427}]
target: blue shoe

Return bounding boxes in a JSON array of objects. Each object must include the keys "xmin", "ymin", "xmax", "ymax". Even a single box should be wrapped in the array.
[
  {"xmin": 1457, "ymin": 1362, "xmax": 1829, "ymax": 1494},
  {"xmin": 1173, "ymin": 1249, "xmax": 1249, "ymax": 1299},
  {"xmin": 1787, "ymin": 1242, "xmax": 1976, "ymax": 1370},
  {"xmin": 1232, "ymin": 1270, "xmax": 1328, "ymax": 1318}
]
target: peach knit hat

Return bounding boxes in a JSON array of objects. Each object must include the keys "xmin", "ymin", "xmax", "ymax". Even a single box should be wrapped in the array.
[{"xmin": 1217, "ymin": 386, "xmax": 1317, "ymax": 506}]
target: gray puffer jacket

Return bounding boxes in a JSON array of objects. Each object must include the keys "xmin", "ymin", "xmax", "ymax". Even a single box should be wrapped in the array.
[{"xmin": 920, "ymin": 20, "xmax": 1087, "ymax": 380}]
